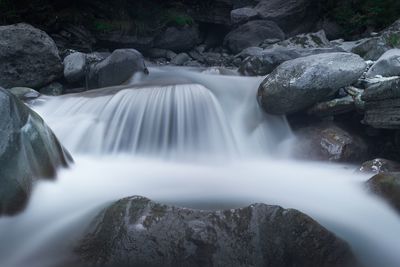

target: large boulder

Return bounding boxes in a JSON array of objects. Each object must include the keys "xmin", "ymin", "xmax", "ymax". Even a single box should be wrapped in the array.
[
  {"xmin": 0, "ymin": 87, "xmax": 70, "ymax": 215},
  {"xmin": 367, "ymin": 172, "xmax": 400, "ymax": 213},
  {"xmin": 239, "ymin": 46, "xmax": 344, "ymax": 76},
  {"xmin": 154, "ymin": 26, "xmax": 200, "ymax": 53},
  {"xmin": 366, "ymin": 49, "xmax": 400, "ymax": 78},
  {"xmin": 255, "ymin": 0, "xmax": 321, "ymax": 35},
  {"xmin": 293, "ymin": 123, "xmax": 368, "ymax": 162},
  {"xmin": 76, "ymin": 196, "xmax": 356, "ymax": 267},
  {"xmin": 87, "ymin": 49, "xmax": 148, "ymax": 89},
  {"xmin": 0, "ymin": 23, "xmax": 63, "ymax": 89},
  {"xmin": 224, "ymin": 20, "xmax": 285, "ymax": 54},
  {"xmin": 230, "ymin": 7, "xmax": 259, "ymax": 25},
  {"xmin": 257, "ymin": 53, "xmax": 366, "ymax": 115},
  {"xmin": 362, "ymin": 77, "xmax": 400, "ymax": 129}
]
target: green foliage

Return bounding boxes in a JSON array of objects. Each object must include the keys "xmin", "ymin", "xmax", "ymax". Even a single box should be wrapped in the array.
[
  {"xmin": 165, "ymin": 9, "xmax": 193, "ymax": 27},
  {"xmin": 387, "ymin": 33, "xmax": 400, "ymax": 47},
  {"xmin": 327, "ymin": 0, "xmax": 400, "ymax": 36}
]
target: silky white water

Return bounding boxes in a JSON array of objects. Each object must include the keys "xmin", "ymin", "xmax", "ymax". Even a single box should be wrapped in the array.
[{"xmin": 0, "ymin": 67, "xmax": 399, "ymax": 267}]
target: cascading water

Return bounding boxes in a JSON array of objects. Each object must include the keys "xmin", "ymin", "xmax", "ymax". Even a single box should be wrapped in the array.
[{"xmin": 0, "ymin": 67, "xmax": 399, "ymax": 267}]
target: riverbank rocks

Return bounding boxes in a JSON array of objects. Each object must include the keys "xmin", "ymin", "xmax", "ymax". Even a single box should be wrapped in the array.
[
  {"xmin": 360, "ymin": 159, "xmax": 400, "ymax": 174},
  {"xmin": 362, "ymin": 77, "xmax": 400, "ymax": 129},
  {"xmin": 75, "ymin": 196, "xmax": 356, "ymax": 267},
  {"xmin": 257, "ymin": 53, "xmax": 366, "ymax": 115},
  {"xmin": 154, "ymin": 26, "xmax": 200, "ymax": 53},
  {"xmin": 87, "ymin": 49, "xmax": 148, "ymax": 89},
  {"xmin": 224, "ymin": 20, "xmax": 285, "ymax": 54},
  {"xmin": 0, "ymin": 23, "xmax": 63, "ymax": 88},
  {"xmin": 367, "ymin": 172, "xmax": 400, "ymax": 213},
  {"xmin": 293, "ymin": 123, "xmax": 368, "ymax": 162},
  {"xmin": 366, "ymin": 49, "xmax": 400, "ymax": 78},
  {"xmin": 0, "ymin": 87, "xmax": 70, "ymax": 216}
]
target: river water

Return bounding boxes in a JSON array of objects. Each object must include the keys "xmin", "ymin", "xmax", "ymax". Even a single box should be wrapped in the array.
[{"xmin": 0, "ymin": 67, "xmax": 399, "ymax": 267}]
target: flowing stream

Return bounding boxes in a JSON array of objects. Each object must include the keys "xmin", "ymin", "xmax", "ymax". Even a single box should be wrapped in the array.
[{"xmin": 0, "ymin": 67, "xmax": 399, "ymax": 267}]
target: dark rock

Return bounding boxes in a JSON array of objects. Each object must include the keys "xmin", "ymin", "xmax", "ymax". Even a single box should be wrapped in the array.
[
  {"xmin": 224, "ymin": 20, "xmax": 285, "ymax": 54},
  {"xmin": 308, "ymin": 96, "xmax": 355, "ymax": 117},
  {"xmin": 255, "ymin": 0, "xmax": 322, "ymax": 35},
  {"xmin": 294, "ymin": 123, "xmax": 369, "ymax": 162},
  {"xmin": 76, "ymin": 196, "xmax": 356, "ymax": 267},
  {"xmin": 230, "ymin": 7, "xmax": 259, "ymax": 25},
  {"xmin": 366, "ymin": 49, "xmax": 400, "ymax": 78},
  {"xmin": 0, "ymin": 87, "xmax": 70, "ymax": 215},
  {"xmin": 40, "ymin": 82, "xmax": 64, "ymax": 96},
  {"xmin": 63, "ymin": 52, "xmax": 87, "ymax": 84},
  {"xmin": 96, "ymin": 33, "xmax": 154, "ymax": 52},
  {"xmin": 154, "ymin": 26, "xmax": 200, "ymax": 53},
  {"xmin": 171, "ymin": 53, "xmax": 191, "ymax": 65},
  {"xmin": 0, "ymin": 23, "xmax": 63, "ymax": 88},
  {"xmin": 362, "ymin": 77, "xmax": 400, "ymax": 129},
  {"xmin": 88, "ymin": 49, "xmax": 148, "ymax": 89},
  {"xmin": 51, "ymin": 24, "xmax": 96, "ymax": 52},
  {"xmin": 360, "ymin": 159, "xmax": 400, "ymax": 174},
  {"xmin": 257, "ymin": 53, "xmax": 366, "ymax": 115},
  {"xmin": 367, "ymin": 172, "xmax": 400, "ymax": 212}
]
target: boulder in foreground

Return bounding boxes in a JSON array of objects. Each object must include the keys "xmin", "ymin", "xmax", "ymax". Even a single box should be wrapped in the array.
[
  {"xmin": 0, "ymin": 23, "xmax": 63, "ymax": 89},
  {"xmin": 0, "ymin": 87, "xmax": 70, "ymax": 215},
  {"xmin": 258, "ymin": 53, "xmax": 366, "ymax": 115},
  {"xmin": 75, "ymin": 196, "xmax": 356, "ymax": 267}
]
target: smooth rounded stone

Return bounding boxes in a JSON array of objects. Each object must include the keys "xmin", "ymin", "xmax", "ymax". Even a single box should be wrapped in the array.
[
  {"xmin": 0, "ymin": 87, "xmax": 70, "ymax": 216},
  {"xmin": 366, "ymin": 49, "xmax": 400, "ymax": 78},
  {"xmin": 88, "ymin": 49, "xmax": 148, "ymax": 89},
  {"xmin": 63, "ymin": 52, "xmax": 87, "ymax": 83},
  {"xmin": 360, "ymin": 159, "xmax": 400, "ymax": 174},
  {"xmin": 154, "ymin": 26, "xmax": 200, "ymax": 53},
  {"xmin": 224, "ymin": 20, "xmax": 285, "ymax": 54},
  {"xmin": 257, "ymin": 53, "xmax": 367, "ymax": 114},
  {"xmin": 293, "ymin": 123, "xmax": 369, "ymax": 162},
  {"xmin": 0, "ymin": 23, "xmax": 63, "ymax": 88},
  {"xmin": 236, "ymin": 46, "xmax": 263, "ymax": 59},
  {"xmin": 75, "ymin": 196, "xmax": 356, "ymax": 267},
  {"xmin": 171, "ymin": 53, "xmax": 191, "ymax": 66},
  {"xmin": 269, "ymin": 30, "xmax": 331, "ymax": 49},
  {"xmin": 9, "ymin": 87, "xmax": 40, "ymax": 101},
  {"xmin": 240, "ymin": 47, "xmax": 346, "ymax": 76},
  {"xmin": 367, "ymin": 172, "xmax": 400, "ymax": 213},
  {"xmin": 343, "ymin": 37, "xmax": 392, "ymax": 61},
  {"xmin": 40, "ymin": 82, "xmax": 63, "ymax": 96},
  {"xmin": 255, "ymin": 0, "xmax": 321, "ymax": 34},
  {"xmin": 230, "ymin": 7, "xmax": 259, "ymax": 25},
  {"xmin": 307, "ymin": 96, "xmax": 355, "ymax": 117}
]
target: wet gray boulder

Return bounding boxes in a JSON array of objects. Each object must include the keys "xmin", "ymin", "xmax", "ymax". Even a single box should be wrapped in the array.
[
  {"xmin": 154, "ymin": 26, "xmax": 200, "ymax": 53},
  {"xmin": 257, "ymin": 53, "xmax": 366, "ymax": 115},
  {"xmin": 366, "ymin": 49, "xmax": 400, "ymax": 78},
  {"xmin": 307, "ymin": 96, "xmax": 355, "ymax": 117},
  {"xmin": 9, "ymin": 87, "xmax": 40, "ymax": 101},
  {"xmin": 63, "ymin": 52, "xmax": 87, "ymax": 83},
  {"xmin": 0, "ymin": 87, "xmax": 70, "ymax": 215},
  {"xmin": 293, "ymin": 123, "xmax": 368, "ymax": 162},
  {"xmin": 269, "ymin": 30, "xmax": 331, "ymax": 49},
  {"xmin": 76, "ymin": 196, "xmax": 356, "ymax": 267},
  {"xmin": 0, "ymin": 23, "xmax": 63, "ymax": 88},
  {"xmin": 367, "ymin": 172, "xmax": 400, "ymax": 213},
  {"xmin": 362, "ymin": 77, "xmax": 400, "ymax": 129},
  {"xmin": 360, "ymin": 159, "xmax": 400, "ymax": 174},
  {"xmin": 239, "ymin": 46, "xmax": 344, "ymax": 76},
  {"xmin": 230, "ymin": 7, "xmax": 259, "ymax": 25},
  {"xmin": 224, "ymin": 20, "xmax": 285, "ymax": 54},
  {"xmin": 88, "ymin": 49, "xmax": 148, "ymax": 89}
]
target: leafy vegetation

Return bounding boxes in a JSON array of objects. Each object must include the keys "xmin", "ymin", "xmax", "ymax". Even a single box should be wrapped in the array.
[{"xmin": 326, "ymin": 0, "xmax": 400, "ymax": 36}]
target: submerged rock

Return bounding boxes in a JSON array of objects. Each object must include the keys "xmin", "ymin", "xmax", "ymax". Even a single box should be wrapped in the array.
[
  {"xmin": 88, "ymin": 49, "xmax": 148, "ymax": 89},
  {"xmin": 257, "ymin": 53, "xmax": 366, "ymax": 115},
  {"xmin": 76, "ymin": 196, "xmax": 356, "ymax": 267},
  {"xmin": 294, "ymin": 123, "xmax": 368, "ymax": 162},
  {"xmin": 367, "ymin": 172, "xmax": 400, "ymax": 213},
  {"xmin": 0, "ymin": 23, "xmax": 63, "ymax": 88},
  {"xmin": 360, "ymin": 159, "xmax": 400, "ymax": 174},
  {"xmin": 0, "ymin": 87, "xmax": 70, "ymax": 215},
  {"xmin": 224, "ymin": 20, "xmax": 285, "ymax": 54}
]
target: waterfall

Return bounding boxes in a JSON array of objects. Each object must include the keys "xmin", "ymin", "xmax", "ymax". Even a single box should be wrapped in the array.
[{"xmin": 0, "ymin": 67, "xmax": 399, "ymax": 267}]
